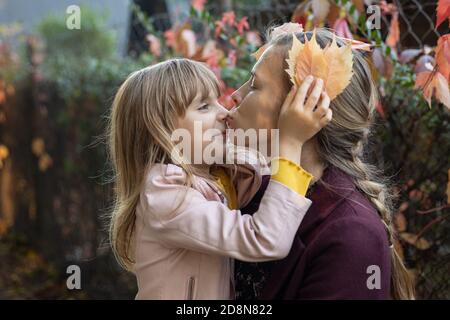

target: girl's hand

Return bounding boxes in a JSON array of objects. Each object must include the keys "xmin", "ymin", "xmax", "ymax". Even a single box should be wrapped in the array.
[
  {"xmin": 278, "ymin": 75, "xmax": 332, "ymax": 145},
  {"xmin": 277, "ymin": 75, "xmax": 332, "ymax": 164}
]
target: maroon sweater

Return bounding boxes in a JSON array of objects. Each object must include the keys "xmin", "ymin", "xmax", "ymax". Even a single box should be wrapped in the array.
[{"xmin": 236, "ymin": 165, "xmax": 392, "ymax": 299}]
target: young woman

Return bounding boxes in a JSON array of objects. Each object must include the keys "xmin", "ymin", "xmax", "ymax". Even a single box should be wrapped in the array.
[{"xmin": 230, "ymin": 27, "xmax": 415, "ymax": 299}]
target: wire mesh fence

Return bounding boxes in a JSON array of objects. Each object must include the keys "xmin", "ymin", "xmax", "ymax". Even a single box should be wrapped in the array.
[
  {"xmin": 237, "ymin": 0, "xmax": 444, "ymax": 47},
  {"xmin": 129, "ymin": 0, "xmax": 447, "ymax": 54}
]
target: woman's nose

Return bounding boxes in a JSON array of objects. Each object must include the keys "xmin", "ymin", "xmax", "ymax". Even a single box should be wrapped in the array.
[{"xmin": 231, "ymin": 90, "xmax": 242, "ymax": 107}]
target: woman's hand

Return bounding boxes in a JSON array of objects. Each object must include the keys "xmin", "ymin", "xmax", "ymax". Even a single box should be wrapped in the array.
[{"xmin": 277, "ymin": 75, "xmax": 332, "ymax": 165}]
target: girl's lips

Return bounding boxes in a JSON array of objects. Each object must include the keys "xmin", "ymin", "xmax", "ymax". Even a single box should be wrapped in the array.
[{"xmin": 213, "ymin": 130, "xmax": 227, "ymax": 139}]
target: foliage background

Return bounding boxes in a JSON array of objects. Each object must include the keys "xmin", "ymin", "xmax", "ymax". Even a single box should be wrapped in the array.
[{"xmin": 0, "ymin": 0, "xmax": 448, "ymax": 299}]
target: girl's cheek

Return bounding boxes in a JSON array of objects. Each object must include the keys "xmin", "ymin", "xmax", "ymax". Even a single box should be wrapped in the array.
[{"xmin": 205, "ymin": 111, "xmax": 218, "ymax": 128}]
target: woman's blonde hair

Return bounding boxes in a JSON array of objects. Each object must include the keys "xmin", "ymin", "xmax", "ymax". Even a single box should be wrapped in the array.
[
  {"xmin": 268, "ymin": 28, "xmax": 415, "ymax": 299},
  {"xmin": 107, "ymin": 58, "xmax": 220, "ymax": 270}
]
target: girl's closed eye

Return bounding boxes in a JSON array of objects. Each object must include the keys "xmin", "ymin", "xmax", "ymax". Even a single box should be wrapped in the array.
[{"xmin": 198, "ymin": 103, "xmax": 209, "ymax": 111}]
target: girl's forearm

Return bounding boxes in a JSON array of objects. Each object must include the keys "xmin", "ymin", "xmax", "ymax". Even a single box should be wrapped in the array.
[{"xmin": 278, "ymin": 137, "xmax": 303, "ymax": 166}]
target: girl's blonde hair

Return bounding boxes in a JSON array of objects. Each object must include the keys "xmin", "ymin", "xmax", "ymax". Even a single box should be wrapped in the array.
[
  {"xmin": 268, "ymin": 28, "xmax": 415, "ymax": 299},
  {"xmin": 107, "ymin": 58, "xmax": 220, "ymax": 270}
]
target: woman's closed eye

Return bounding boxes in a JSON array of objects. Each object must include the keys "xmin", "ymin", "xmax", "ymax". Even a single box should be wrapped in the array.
[{"xmin": 249, "ymin": 76, "xmax": 257, "ymax": 90}]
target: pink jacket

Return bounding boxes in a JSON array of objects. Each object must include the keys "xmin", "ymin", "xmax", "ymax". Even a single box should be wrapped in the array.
[{"xmin": 133, "ymin": 156, "xmax": 312, "ymax": 300}]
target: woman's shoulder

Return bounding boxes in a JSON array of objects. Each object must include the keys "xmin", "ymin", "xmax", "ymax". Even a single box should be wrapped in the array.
[
  {"xmin": 332, "ymin": 199, "xmax": 387, "ymax": 238},
  {"xmin": 309, "ymin": 195, "xmax": 390, "ymax": 260},
  {"xmin": 324, "ymin": 185, "xmax": 386, "ymax": 236},
  {"xmin": 302, "ymin": 201, "xmax": 390, "ymax": 278},
  {"xmin": 308, "ymin": 166, "xmax": 389, "ymax": 248}
]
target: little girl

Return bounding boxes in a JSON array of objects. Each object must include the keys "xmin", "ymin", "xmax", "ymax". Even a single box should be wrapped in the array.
[{"xmin": 108, "ymin": 58, "xmax": 331, "ymax": 299}]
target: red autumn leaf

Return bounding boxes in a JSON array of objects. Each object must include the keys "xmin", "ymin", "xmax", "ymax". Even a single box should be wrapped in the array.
[
  {"xmin": 227, "ymin": 49, "xmax": 237, "ymax": 67},
  {"xmin": 394, "ymin": 212, "xmax": 407, "ymax": 232},
  {"xmin": 375, "ymin": 101, "xmax": 385, "ymax": 118},
  {"xmin": 386, "ymin": 12, "xmax": 400, "ymax": 48},
  {"xmin": 415, "ymin": 70, "xmax": 450, "ymax": 110},
  {"xmin": 291, "ymin": 1, "xmax": 309, "ymax": 26},
  {"xmin": 435, "ymin": 34, "xmax": 450, "ymax": 81},
  {"xmin": 222, "ymin": 11, "xmax": 236, "ymax": 26},
  {"xmin": 163, "ymin": 23, "xmax": 201, "ymax": 58},
  {"xmin": 194, "ymin": 40, "xmax": 223, "ymax": 69},
  {"xmin": 293, "ymin": 15, "xmax": 307, "ymax": 27},
  {"xmin": 164, "ymin": 29, "xmax": 176, "ymax": 49},
  {"xmin": 0, "ymin": 89, "xmax": 5, "ymax": 104},
  {"xmin": 191, "ymin": 0, "xmax": 206, "ymax": 12},
  {"xmin": 145, "ymin": 34, "xmax": 161, "ymax": 56},
  {"xmin": 333, "ymin": 18, "xmax": 353, "ymax": 39},
  {"xmin": 380, "ymin": 0, "xmax": 397, "ymax": 15},
  {"xmin": 235, "ymin": 17, "xmax": 249, "ymax": 35},
  {"xmin": 214, "ymin": 20, "xmax": 224, "ymax": 38},
  {"xmin": 436, "ymin": 0, "xmax": 450, "ymax": 29}
]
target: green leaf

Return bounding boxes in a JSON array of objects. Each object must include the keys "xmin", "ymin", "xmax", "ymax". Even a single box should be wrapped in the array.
[{"xmin": 349, "ymin": 5, "xmax": 356, "ymax": 15}]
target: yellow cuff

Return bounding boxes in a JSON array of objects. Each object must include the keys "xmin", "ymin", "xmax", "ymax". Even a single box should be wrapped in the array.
[
  {"xmin": 211, "ymin": 167, "xmax": 238, "ymax": 210},
  {"xmin": 271, "ymin": 157, "xmax": 313, "ymax": 196}
]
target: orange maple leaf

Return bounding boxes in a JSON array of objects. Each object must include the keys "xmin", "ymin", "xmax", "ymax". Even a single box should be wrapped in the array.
[
  {"xmin": 286, "ymin": 30, "xmax": 353, "ymax": 100},
  {"xmin": 415, "ymin": 70, "xmax": 450, "ymax": 110}
]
